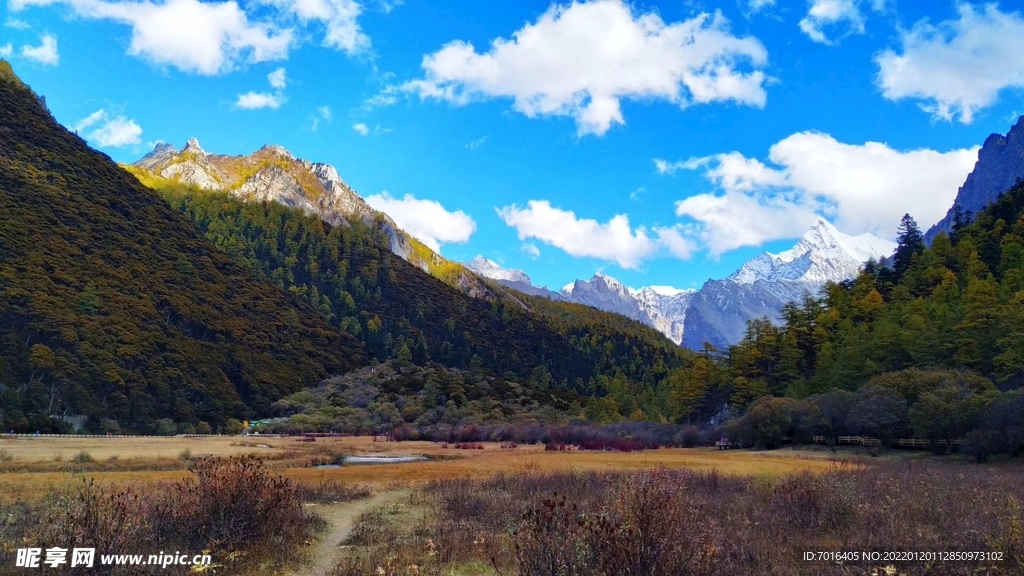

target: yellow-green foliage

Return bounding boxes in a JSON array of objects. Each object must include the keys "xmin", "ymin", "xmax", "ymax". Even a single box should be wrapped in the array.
[
  {"xmin": 120, "ymin": 164, "xmax": 163, "ymax": 188},
  {"xmin": 406, "ymin": 236, "xmax": 470, "ymax": 286},
  {"xmin": 0, "ymin": 59, "xmax": 25, "ymax": 87}
]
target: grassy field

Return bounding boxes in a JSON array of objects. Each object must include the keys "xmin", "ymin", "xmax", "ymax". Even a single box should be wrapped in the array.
[{"xmin": 0, "ymin": 435, "xmax": 851, "ymax": 502}]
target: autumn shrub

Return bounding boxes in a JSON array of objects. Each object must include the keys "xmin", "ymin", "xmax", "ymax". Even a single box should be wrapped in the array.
[
  {"xmin": 676, "ymin": 424, "xmax": 702, "ymax": 447},
  {"xmin": 453, "ymin": 442, "xmax": 483, "ymax": 450},
  {"xmin": 514, "ymin": 494, "xmax": 594, "ymax": 576},
  {"xmin": 359, "ymin": 463, "xmax": 1024, "ymax": 576},
  {"xmin": 148, "ymin": 456, "xmax": 310, "ymax": 560},
  {"xmin": 511, "ymin": 469, "xmax": 715, "ymax": 576},
  {"xmin": 32, "ymin": 480, "xmax": 158, "ymax": 575},
  {"xmin": 10, "ymin": 457, "xmax": 318, "ymax": 573}
]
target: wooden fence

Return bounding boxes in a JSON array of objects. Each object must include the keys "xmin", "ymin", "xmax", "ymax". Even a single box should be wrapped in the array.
[{"xmin": 812, "ymin": 435, "xmax": 965, "ymax": 447}]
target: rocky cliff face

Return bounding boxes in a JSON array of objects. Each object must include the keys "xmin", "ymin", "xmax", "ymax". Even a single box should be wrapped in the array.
[
  {"xmin": 561, "ymin": 274, "xmax": 649, "ymax": 322},
  {"xmin": 559, "ymin": 275, "xmax": 693, "ymax": 345},
  {"xmin": 633, "ymin": 287, "xmax": 695, "ymax": 345},
  {"xmin": 925, "ymin": 116, "xmax": 1024, "ymax": 243},
  {"xmin": 130, "ymin": 139, "xmax": 489, "ymax": 293}
]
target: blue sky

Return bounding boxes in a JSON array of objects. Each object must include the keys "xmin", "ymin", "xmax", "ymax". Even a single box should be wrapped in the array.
[{"xmin": 3, "ymin": 0, "xmax": 1024, "ymax": 290}]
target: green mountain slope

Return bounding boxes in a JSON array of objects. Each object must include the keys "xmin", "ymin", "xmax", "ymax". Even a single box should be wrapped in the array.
[
  {"xmin": 0, "ymin": 63, "xmax": 366, "ymax": 433},
  {"xmin": 160, "ymin": 188, "xmax": 691, "ymax": 407}
]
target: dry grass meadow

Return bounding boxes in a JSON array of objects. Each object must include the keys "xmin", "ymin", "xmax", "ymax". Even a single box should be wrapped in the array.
[
  {"xmin": 0, "ymin": 435, "xmax": 851, "ymax": 502},
  {"xmin": 4, "ymin": 436, "xmax": 1021, "ymax": 575}
]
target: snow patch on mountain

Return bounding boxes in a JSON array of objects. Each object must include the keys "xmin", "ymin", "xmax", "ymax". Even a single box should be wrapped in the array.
[{"xmin": 465, "ymin": 256, "xmax": 532, "ymax": 285}]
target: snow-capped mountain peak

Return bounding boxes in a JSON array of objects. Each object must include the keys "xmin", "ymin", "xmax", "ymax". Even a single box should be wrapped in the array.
[
  {"xmin": 731, "ymin": 217, "xmax": 894, "ymax": 286},
  {"xmin": 465, "ymin": 256, "xmax": 532, "ymax": 285},
  {"xmin": 590, "ymin": 272, "xmax": 627, "ymax": 292}
]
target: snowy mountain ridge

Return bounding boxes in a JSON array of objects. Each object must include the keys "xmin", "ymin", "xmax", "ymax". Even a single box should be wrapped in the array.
[{"xmin": 466, "ymin": 217, "xmax": 894, "ymax": 349}]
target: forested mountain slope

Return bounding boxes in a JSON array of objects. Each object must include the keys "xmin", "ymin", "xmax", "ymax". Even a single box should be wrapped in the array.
[
  {"xmin": 705, "ymin": 183, "xmax": 1024, "ymax": 421},
  {"xmin": 161, "ymin": 188, "xmax": 692, "ymax": 405},
  {"xmin": 0, "ymin": 63, "xmax": 366, "ymax": 433}
]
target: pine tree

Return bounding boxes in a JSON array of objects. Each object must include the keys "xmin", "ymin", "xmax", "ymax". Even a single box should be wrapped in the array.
[
  {"xmin": 893, "ymin": 213, "xmax": 925, "ymax": 281},
  {"xmin": 951, "ymin": 205, "xmax": 972, "ymax": 244}
]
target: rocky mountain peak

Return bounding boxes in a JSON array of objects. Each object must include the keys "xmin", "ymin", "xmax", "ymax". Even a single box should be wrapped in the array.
[
  {"xmin": 591, "ymin": 272, "xmax": 626, "ymax": 291},
  {"xmin": 259, "ymin": 144, "xmax": 294, "ymax": 159},
  {"xmin": 182, "ymin": 137, "xmax": 205, "ymax": 156},
  {"xmin": 925, "ymin": 115, "xmax": 1024, "ymax": 243},
  {"xmin": 135, "ymin": 142, "xmax": 178, "ymax": 170}
]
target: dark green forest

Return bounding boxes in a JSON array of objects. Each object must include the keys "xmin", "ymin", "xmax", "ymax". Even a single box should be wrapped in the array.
[{"xmin": 0, "ymin": 64, "xmax": 367, "ymax": 433}]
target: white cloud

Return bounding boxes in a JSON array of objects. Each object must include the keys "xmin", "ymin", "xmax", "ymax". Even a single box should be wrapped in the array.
[
  {"xmin": 521, "ymin": 243, "xmax": 541, "ymax": 259},
  {"xmin": 365, "ymin": 90, "xmax": 398, "ymax": 108},
  {"xmin": 235, "ymin": 91, "xmax": 285, "ymax": 109},
  {"xmin": 377, "ymin": 0, "xmax": 402, "ymax": 14},
  {"xmin": 0, "ymin": 43, "xmax": 12, "ymax": 57},
  {"xmin": 5, "ymin": 19, "xmax": 31, "ymax": 29},
  {"xmin": 91, "ymin": 116, "xmax": 143, "ymax": 146},
  {"xmin": 745, "ymin": 0, "xmax": 775, "ymax": 13},
  {"xmin": 496, "ymin": 200, "xmax": 691, "ymax": 269},
  {"xmin": 267, "ymin": 66, "xmax": 287, "ymax": 88},
  {"xmin": 654, "ymin": 225, "xmax": 697, "ymax": 260},
  {"xmin": 261, "ymin": 0, "xmax": 369, "ymax": 54},
  {"xmin": 365, "ymin": 192, "xmax": 476, "ymax": 252},
  {"xmin": 654, "ymin": 158, "xmax": 693, "ymax": 175},
  {"xmin": 666, "ymin": 131, "xmax": 978, "ymax": 254},
  {"xmin": 798, "ymin": 0, "xmax": 870, "ymax": 44},
  {"xmin": 70, "ymin": 0, "xmax": 292, "ymax": 74},
  {"xmin": 875, "ymin": 3, "xmax": 1024, "ymax": 123},
  {"xmin": 73, "ymin": 109, "xmax": 143, "ymax": 147},
  {"xmin": 465, "ymin": 135, "xmax": 488, "ymax": 150},
  {"xmin": 398, "ymin": 1, "xmax": 768, "ymax": 136},
  {"xmin": 675, "ymin": 191, "xmax": 821, "ymax": 256},
  {"xmin": 311, "ymin": 105, "xmax": 331, "ymax": 130},
  {"xmin": 21, "ymin": 33, "xmax": 58, "ymax": 65},
  {"xmin": 352, "ymin": 122, "xmax": 391, "ymax": 135},
  {"xmin": 8, "ymin": 0, "xmax": 59, "ymax": 9},
  {"xmin": 73, "ymin": 109, "xmax": 107, "ymax": 132},
  {"xmin": 11, "ymin": 0, "xmax": 372, "ymax": 74}
]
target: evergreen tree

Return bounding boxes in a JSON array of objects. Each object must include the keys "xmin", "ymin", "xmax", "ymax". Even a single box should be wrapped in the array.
[
  {"xmin": 893, "ymin": 213, "xmax": 925, "ymax": 281},
  {"xmin": 951, "ymin": 205, "xmax": 972, "ymax": 244}
]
